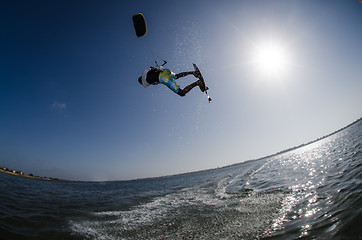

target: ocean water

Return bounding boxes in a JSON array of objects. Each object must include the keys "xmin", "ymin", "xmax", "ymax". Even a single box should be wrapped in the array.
[{"xmin": 1, "ymin": 120, "xmax": 361, "ymax": 240}]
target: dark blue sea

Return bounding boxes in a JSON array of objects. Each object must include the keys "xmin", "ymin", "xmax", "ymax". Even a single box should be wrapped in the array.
[{"xmin": 1, "ymin": 120, "xmax": 361, "ymax": 239}]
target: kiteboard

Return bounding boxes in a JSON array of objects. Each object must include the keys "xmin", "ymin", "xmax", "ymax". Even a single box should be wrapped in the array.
[{"xmin": 193, "ymin": 63, "xmax": 211, "ymax": 102}]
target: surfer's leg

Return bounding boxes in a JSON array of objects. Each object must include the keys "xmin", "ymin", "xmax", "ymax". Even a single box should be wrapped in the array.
[
  {"xmin": 175, "ymin": 71, "xmax": 198, "ymax": 79},
  {"xmin": 178, "ymin": 80, "xmax": 202, "ymax": 96}
]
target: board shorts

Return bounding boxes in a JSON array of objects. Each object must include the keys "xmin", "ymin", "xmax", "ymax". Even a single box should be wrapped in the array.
[{"xmin": 158, "ymin": 69, "xmax": 180, "ymax": 94}]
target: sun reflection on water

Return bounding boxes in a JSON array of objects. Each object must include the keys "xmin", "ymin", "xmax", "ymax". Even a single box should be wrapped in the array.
[{"xmin": 267, "ymin": 136, "xmax": 338, "ymax": 237}]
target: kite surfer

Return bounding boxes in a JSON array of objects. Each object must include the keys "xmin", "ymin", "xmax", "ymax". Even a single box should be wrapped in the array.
[
  {"xmin": 138, "ymin": 66, "xmax": 208, "ymax": 97},
  {"xmin": 132, "ymin": 14, "xmax": 211, "ymax": 100}
]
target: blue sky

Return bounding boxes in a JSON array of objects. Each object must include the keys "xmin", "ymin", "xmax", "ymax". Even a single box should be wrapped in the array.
[{"xmin": 1, "ymin": 0, "xmax": 362, "ymax": 181}]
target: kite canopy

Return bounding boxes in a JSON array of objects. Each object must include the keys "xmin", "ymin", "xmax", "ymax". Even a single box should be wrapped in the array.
[{"xmin": 132, "ymin": 13, "xmax": 147, "ymax": 37}]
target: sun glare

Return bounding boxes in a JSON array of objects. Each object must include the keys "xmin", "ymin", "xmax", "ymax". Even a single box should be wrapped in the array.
[{"xmin": 253, "ymin": 41, "xmax": 289, "ymax": 77}]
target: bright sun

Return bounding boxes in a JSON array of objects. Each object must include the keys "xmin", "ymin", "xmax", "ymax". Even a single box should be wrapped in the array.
[{"xmin": 253, "ymin": 41, "xmax": 289, "ymax": 77}]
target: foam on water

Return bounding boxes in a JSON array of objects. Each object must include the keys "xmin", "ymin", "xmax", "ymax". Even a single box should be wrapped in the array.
[{"xmin": 70, "ymin": 171, "xmax": 287, "ymax": 239}]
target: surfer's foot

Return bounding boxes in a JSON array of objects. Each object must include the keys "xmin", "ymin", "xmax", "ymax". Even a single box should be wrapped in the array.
[
  {"xmin": 193, "ymin": 71, "xmax": 201, "ymax": 79},
  {"xmin": 197, "ymin": 80, "xmax": 208, "ymax": 92}
]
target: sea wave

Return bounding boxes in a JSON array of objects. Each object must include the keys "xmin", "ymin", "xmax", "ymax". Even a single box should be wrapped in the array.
[{"xmin": 1, "ymin": 120, "xmax": 361, "ymax": 239}]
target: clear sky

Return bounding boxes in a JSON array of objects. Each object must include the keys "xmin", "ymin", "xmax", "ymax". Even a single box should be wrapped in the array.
[{"xmin": 1, "ymin": 0, "xmax": 362, "ymax": 181}]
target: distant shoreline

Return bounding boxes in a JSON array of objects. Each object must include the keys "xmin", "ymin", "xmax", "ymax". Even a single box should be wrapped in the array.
[
  {"xmin": 1, "ymin": 117, "xmax": 361, "ymax": 183},
  {"xmin": 255, "ymin": 117, "xmax": 362, "ymax": 161},
  {"xmin": 0, "ymin": 169, "xmax": 69, "ymax": 182}
]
